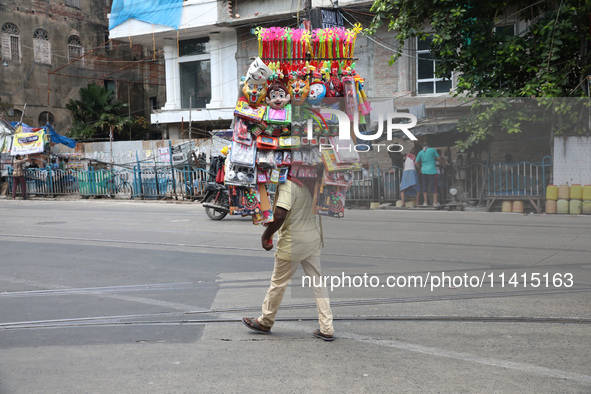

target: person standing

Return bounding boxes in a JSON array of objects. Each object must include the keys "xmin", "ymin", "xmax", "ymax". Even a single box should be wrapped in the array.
[
  {"xmin": 400, "ymin": 150, "xmax": 420, "ymax": 207},
  {"xmin": 11, "ymin": 155, "xmax": 29, "ymax": 200},
  {"xmin": 415, "ymin": 143, "xmax": 443, "ymax": 207},
  {"xmin": 242, "ymin": 178, "xmax": 335, "ymax": 341}
]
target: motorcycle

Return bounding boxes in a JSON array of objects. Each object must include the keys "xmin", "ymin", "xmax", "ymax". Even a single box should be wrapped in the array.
[{"xmin": 202, "ymin": 181, "xmax": 230, "ymax": 220}]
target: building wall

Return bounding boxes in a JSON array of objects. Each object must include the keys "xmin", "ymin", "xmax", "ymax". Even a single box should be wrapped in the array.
[{"xmin": 553, "ymin": 136, "xmax": 591, "ymax": 185}]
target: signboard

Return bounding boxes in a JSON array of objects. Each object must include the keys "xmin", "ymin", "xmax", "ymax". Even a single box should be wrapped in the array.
[
  {"xmin": 310, "ymin": 8, "xmax": 345, "ymax": 29},
  {"xmin": 11, "ymin": 126, "xmax": 45, "ymax": 155}
]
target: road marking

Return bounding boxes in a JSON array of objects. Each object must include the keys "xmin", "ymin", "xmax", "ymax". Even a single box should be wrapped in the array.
[{"xmin": 339, "ymin": 331, "xmax": 591, "ymax": 385}]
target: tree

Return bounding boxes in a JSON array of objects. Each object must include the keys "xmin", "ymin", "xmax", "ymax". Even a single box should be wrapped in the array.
[
  {"xmin": 369, "ymin": 0, "xmax": 590, "ymax": 97},
  {"xmin": 66, "ymin": 83, "xmax": 132, "ymax": 141},
  {"xmin": 369, "ymin": 1, "xmax": 591, "ymax": 150}
]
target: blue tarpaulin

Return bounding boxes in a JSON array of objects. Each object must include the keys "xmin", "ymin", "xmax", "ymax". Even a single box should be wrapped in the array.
[
  {"xmin": 47, "ymin": 125, "xmax": 76, "ymax": 149},
  {"xmin": 109, "ymin": 0, "xmax": 184, "ymax": 31},
  {"xmin": 9, "ymin": 122, "xmax": 76, "ymax": 149}
]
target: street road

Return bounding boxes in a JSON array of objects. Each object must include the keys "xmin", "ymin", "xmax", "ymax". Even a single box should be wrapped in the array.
[{"xmin": 0, "ymin": 199, "xmax": 590, "ymax": 393}]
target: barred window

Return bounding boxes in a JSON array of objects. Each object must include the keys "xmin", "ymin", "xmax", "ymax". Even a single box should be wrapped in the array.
[
  {"xmin": 38, "ymin": 111, "xmax": 55, "ymax": 127},
  {"xmin": 68, "ymin": 35, "xmax": 83, "ymax": 63},
  {"xmin": 33, "ymin": 29, "xmax": 51, "ymax": 64},
  {"xmin": 65, "ymin": 0, "xmax": 81, "ymax": 9},
  {"xmin": 1, "ymin": 23, "xmax": 21, "ymax": 63}
]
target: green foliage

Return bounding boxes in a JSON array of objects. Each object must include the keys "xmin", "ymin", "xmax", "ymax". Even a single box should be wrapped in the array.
[
  {"xmin": 66, "ymin": 83, "xmax": 132, "ymax": 141},
  {"xmin": 369, "ymin": 1, "xmax": 591, "ymax": 150},
  {"xmin": 369, "ymin": 0, "xmax": 590, "ymax": 98}
]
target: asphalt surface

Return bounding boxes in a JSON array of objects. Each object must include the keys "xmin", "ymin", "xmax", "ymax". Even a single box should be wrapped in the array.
[{"xmin": 0, "ymin": 198, "xmax": 590, "ymax": 393}]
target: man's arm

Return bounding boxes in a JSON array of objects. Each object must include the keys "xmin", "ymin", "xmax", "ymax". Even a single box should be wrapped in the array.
[{"xmin": 261, "ymin": 206, "xmax": 288, "ymax": 250}]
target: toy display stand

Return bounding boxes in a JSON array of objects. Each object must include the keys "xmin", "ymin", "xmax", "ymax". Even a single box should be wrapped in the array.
[{"xmin": 223, "ymin": 25, "xmax": 365, "ymax": 223}]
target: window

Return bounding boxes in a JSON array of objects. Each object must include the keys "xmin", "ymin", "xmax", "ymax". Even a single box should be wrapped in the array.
[
  {"xmin": 1, "ymin": 23, "xmax": 21, "ymax": 63},
  {"xmin": 104, "ymin": 79, "xmax": 116, "ymax": 93},
  {"xmin": 68, "ymin": 35, "xmax": 83, "ymax": 63},
  {"xmin": 416, "ymin": 35, "xmax": 452, "ymax": 95},
  {"xmin": 494, "ymin": 24, "xmax": 515, "ymax": 38},
  {"xmin": 179, "ymin": 37, "xmax": 211, "ymax": 109},
  {"xmin": 33, "ymin": 29, "xmax": 51, "ymax": 64},
  {"xmin": 10, "ymin": 109, "xmax": 23, "ymax": 118},
  {"xmin": 65, "ymin": 0, "xmax": 81, "ymax": 9},
  {"xmin": 38, "ymin": 111, "xmax": 55, "ymax": 127},
  {"xmin": 179, "ymin": 37, "xmax": 210, "ymax": 57},
  {"xmin": 149, "ymin": 97, "xmax": 158, "ymax": 112}
]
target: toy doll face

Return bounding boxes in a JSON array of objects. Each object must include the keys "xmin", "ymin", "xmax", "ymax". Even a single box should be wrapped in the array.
[
  {"xmin": 307, "ymin": 83, "xmax": 326, "ymax": 105},
  {"xmin": 265, "ymin": 83, "xmax": 290, "ymax": 109},
  {"xmin": 288, "ymin": 78, "xmax": 310, "ymax": 106},
  {"xmin": 245, "ymin": 57, "xmax": 272, "ymax": 85},
  {"xmin": 242, "ymin": 82, "xmax": 268, "ymax": 106}
]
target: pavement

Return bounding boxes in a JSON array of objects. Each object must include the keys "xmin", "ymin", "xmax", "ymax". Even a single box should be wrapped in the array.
[{"xmin": 0, "ymin": 198, "xmax": 590, "ymax": 393}]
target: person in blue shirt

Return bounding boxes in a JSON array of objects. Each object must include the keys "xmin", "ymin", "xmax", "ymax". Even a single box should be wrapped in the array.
[{"xmin": 415, "ymin": 143, "xmax": 444, "ymax": 207}]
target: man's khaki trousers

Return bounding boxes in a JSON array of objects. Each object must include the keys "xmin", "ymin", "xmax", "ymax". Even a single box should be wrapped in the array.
[{"xmin": 258, "ymin": 255, "xmax": 334, "ymax": 336}]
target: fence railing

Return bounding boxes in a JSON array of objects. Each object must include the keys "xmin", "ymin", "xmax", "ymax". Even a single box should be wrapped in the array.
[
  {"xmin": 7, "ymin": 166, "xmax": 211, "ymax": 200},
  {"xmin": 6, "ymin": 157, "xmax": 552, "ymax": 206},
  {"xmin": 347, "ymin": 157, "xmax": 551, "ymax": 206}
]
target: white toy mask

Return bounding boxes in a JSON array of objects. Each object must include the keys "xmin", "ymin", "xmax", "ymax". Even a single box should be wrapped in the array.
[{"xmin": 245, "ymin": 57, "xmax": 272, "ymax": 85}]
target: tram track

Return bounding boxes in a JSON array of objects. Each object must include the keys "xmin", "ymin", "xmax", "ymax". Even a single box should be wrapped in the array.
[{"xmin": 2, "ymin": 287, "xmax": 590, "ymax": 330}]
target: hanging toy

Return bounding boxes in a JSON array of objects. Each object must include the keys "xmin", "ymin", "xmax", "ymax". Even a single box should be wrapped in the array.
[
  {"xmin": 307, "ymin": 81, "xmax": 326, "ymax": 105},
  {"xmin": 242, "ymin": 82, "xmax": 268, "ymax": 107},
  {"xmin": 265, "ymin": 82, "xmax": 291, "ymax": 110},
  {"xmin": 244, "ymin": 57, "xmax": 273, "ymax": 85},
  {"xmin": 288, "ymin": 72, "xmax": 310, "ymax": 106}
]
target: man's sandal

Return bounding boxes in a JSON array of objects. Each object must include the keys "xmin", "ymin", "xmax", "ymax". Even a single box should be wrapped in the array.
[
  {"xmin": 313, "ymin": 329, "xmax": 334, "ymax": 341},
  {"xmin": 242, "ymin": 317, "xmax": 271, "ymax": 334}
]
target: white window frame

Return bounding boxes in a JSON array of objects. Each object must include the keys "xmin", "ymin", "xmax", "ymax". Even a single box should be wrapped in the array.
[
  {"xmin": 416, "ymin": 36, "xmax": 452, "ymax": 95},
  {"xmin": 68, "ymin": 35, "xmax": 84, "ymax": 66},
  {"xmin": 33, "ymin": 29, "xmax": 51, "ymax": 64},
  {"xmin": 2, "ymin": 23, "xmax": 21, "ymax": 63},
  {"xmin": 178, "ymin": 37, "xmax": 211, "ymax": 109}
]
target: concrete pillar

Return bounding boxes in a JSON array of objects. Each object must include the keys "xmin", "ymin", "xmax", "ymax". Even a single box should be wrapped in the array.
[
  {"xmin": 206, "ymin": 32, "xmax": 223, "ymax": 109},
  {"xmin": 163, "ymin": 44, "xmax": 181, "ymax": 110}
]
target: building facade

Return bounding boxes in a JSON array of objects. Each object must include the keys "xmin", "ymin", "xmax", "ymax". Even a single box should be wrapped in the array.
[{"xmin": 0, "ymin": 0, "xmax": 165, "ymax": 136}]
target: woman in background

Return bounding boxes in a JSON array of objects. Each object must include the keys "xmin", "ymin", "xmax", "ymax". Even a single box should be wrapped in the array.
[{"xmin": 400, "ymin": 150, "xmax": 420, "ymax": 207}]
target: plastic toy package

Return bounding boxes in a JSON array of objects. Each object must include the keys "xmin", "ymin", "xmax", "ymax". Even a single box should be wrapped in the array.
[{"xmin": 223, "ymin": 25, "xmax": 365, "ymax": 222}]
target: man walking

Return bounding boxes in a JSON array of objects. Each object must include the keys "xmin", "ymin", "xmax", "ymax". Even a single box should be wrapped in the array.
[
  {"xmin": 242, "ymin": 179, "xmax": 334, "ymax": 341},
  {"xmin": 415, "ymin": 143, "xmax": 443, "ymax": 207},
  {"xmin": 11, "ymin": 155, "xmax": 29, "ymax": 200}
]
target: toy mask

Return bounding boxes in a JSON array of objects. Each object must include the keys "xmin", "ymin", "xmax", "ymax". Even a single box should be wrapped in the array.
[
  {"xmin": 288, "ymin": 77, "xmax": 310, "ymax": 106},
  {"xmin": 307, "ymin": 82, "xmax": 326, "ymax": 105},
  {"xmin": 265, "ymin": 82, "xmax": 290, "ymax": 109},
  {"xmin": 245, "ymin": 57, "xmax": 272, "ymax": 85},
  {"xmin": 242, "ymin": 82, "xmax": 268, "ymax": 107}
]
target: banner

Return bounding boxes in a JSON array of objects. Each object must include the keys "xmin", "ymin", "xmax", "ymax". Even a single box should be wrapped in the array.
[{"xmin": 11, "ymin": 126, "xmax": 45, "ymax": 155}]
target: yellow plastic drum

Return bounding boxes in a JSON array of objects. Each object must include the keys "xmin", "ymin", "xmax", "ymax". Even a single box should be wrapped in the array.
[
  {"xmin": 582, "ymin": 200, "xmax": 591, "ymax": 215},
  {"xmin": 570, "ymin": 184, "xmax": 583, "ymax": 200},
  {"xmin": 545, "ymin": 200, "xmax": 557, "ymax": 214},
  {"xmin": 569, "ymin": 200, "xmax": 582, "ymax": 215},
  {"xmin": 558, "ymin": 185, "xmax": 570, "ymax": 200},
  {"xmin": 501, "ymin": 201, "xmax": 512, "ymax": 212},
  {"xmin": 546, "ymin": 185, "xmax": 558, "ymax": 200},
  {"xmin": 557, "ymin": 199, "xmax": 569, "ymax": 214},
  {"xmin": 583, "ymin": 185, "xmax": 591, "ymax": 200},
  {"xmin": 512, "ymin": 200, "xmax": 524, "ymax": 213}
]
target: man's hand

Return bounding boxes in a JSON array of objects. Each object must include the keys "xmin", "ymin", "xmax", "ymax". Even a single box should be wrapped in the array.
[
  {"xmin": 260, "ymin": 206, "xmax": 287, "ymax": 251},
  {"xmin": 261, "ymin": 236, "xmax": 273, "ymax": 251}
]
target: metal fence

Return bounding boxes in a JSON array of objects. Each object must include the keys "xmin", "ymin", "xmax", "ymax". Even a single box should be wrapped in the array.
[
  {"xmin": 6, "ymin": 157, "xmax": 551, "ymax": 206},
  {"xmin": 6, "ymin": 166, "xmax": 211, "ymax": 200}
]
